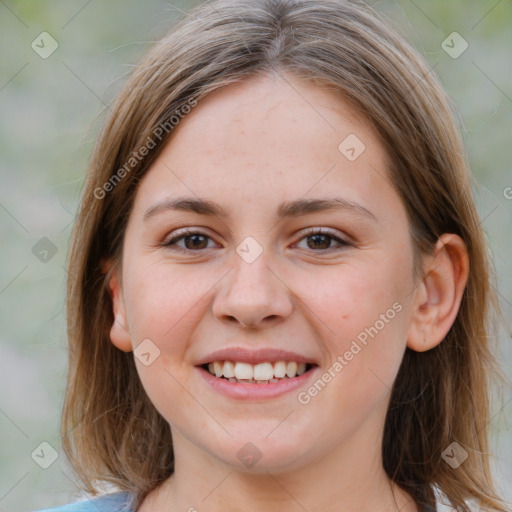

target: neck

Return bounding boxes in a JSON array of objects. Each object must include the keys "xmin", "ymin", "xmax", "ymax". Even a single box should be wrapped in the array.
[{"xmin": 140, "ymin": 422, "xmax": 418, "ymax": 512}]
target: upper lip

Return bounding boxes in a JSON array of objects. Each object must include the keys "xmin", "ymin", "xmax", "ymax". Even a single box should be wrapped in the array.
[{"xmin": 195, "ymin": 347, "xmax": 318, "ymax": 366}]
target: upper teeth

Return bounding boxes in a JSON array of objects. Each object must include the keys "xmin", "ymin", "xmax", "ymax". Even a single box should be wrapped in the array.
[{"xmin": 207, "ymin": 361, "xmax": 307, "ymax": 380}]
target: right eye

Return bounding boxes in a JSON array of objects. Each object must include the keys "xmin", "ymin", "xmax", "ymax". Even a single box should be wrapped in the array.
[{"xmin": 162, "ymin": 229, "xmax": 218, "ymax": 252}]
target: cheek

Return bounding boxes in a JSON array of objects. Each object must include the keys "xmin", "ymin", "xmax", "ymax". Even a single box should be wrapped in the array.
[
  {"xmin": 309, "ymin": 261, "xmax": 409, "ymax": 336},
  {"xmin": 121, "ymin": 262, "xmax": 210, "ymax": 421},
  {"xmin": 123, "ymin": 262, "xmax": 209, "ymax": 352},
  {"xmin": 302, "ymin": 253, "xmax": 413, "ymax": 387}
]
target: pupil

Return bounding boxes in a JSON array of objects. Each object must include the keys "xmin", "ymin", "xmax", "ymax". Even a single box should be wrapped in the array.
[
  {"xmin": 186, "ymin": 235, "xmax": 207, "ymax": 249},
  {"xmin": 308, "ymin": 234, "xmax": 330, "ymax": 250}
]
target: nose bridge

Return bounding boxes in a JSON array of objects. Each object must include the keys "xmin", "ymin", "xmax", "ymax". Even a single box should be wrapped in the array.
[
  {"xmin": 232, "ymin": 248, "xmax": 272, "ymax": 294},
  {"xmin": 212, "ymin": 242, "xmax": 293, "ymax": 327}
]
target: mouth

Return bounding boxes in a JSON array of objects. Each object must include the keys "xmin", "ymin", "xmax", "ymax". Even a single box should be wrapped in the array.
[{"xmin": 200, "ymin": 360, "xmax": 317, "ymax": 384}]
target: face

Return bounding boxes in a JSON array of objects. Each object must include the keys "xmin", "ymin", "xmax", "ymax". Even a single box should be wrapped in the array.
[{"xmin": 109, "ymin": 72, "xmax": 421, "ymax": 474}]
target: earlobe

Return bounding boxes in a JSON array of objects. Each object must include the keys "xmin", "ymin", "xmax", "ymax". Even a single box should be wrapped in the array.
[
  {"xmin": 406, "ymin": 234, "xmax": 469, "ymax": 352},
  {"xmin": 106, "ymin": 264, "xmax": 133, "ymax": 353}
]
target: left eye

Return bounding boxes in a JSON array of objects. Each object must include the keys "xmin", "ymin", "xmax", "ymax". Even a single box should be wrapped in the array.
[
  {"xmin": 162, "ymin": 228, "xmax": 350, "ymax": 252},
  {"xmin": 295, "ymin": 229, "xmax": 350, "ymax": 251}
]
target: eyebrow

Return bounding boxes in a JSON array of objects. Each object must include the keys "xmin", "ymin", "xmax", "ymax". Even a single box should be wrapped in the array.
[{"xmin": 143, "ymin": 196, "xmax": 377, "ymax": 222}]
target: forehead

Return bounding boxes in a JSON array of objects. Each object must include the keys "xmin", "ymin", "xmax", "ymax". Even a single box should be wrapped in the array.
[
  {"xmin": 131, "ymin": 73, "xmax": 396, "ymax": 222},
  {"xmin": 167, "ymin": 73, "xmax": 383, "ymax": 165}
]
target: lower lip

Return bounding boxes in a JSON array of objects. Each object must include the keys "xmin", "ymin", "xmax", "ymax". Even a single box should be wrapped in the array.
[{"xmin": 196, "ymin": 365, "xmax": 319, "ymax": 400}]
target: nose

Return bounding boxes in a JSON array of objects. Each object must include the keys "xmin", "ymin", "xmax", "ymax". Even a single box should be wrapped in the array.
[{"xmin": 212, "ymin": 251, "xmax": 293, "ymax": 329}]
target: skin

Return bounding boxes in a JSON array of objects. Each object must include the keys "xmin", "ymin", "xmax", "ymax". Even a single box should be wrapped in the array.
[{"xmin": 107, "ymin": 71, "xmax": 469, "ymax": 512}]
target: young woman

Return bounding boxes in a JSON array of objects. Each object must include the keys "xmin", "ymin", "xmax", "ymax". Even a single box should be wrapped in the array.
[{"xmin": 38, "ymin": 0, "xmax": 509, "ymax": 510}]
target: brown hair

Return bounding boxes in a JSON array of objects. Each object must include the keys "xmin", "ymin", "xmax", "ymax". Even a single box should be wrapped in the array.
[{"xmin": 62, "ymin": 0, "xmax": 509, "ymax": 510}]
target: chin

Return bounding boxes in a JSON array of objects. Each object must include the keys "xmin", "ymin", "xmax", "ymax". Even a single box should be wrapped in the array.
[{"xmin": 211, "ymin": 435, "xmax": 317, "ymax": 474}]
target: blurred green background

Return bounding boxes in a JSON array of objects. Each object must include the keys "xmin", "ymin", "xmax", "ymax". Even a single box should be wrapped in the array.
[{"xmin": 0, "ymin": 1, "xmax": 511, "ymax": 510}]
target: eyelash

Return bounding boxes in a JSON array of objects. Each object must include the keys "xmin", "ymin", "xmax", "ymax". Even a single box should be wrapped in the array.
[{"xmin": 161, "ymin": 227, "xmax": 351, "ymax": 253}]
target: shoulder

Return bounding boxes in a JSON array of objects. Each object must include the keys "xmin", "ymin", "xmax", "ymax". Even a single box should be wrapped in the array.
[{"xmin": 34, "ymin": 491, "xmax": 134, "ymax": 512}]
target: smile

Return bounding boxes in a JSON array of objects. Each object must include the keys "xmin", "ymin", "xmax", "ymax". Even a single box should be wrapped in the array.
[
  {"xmin": 203, "ymin": 360, "xmax": 314, "ymax": 384},
  {"xmin": 196, "ymin": 359, "xmax": 319, "ymax": 400}
]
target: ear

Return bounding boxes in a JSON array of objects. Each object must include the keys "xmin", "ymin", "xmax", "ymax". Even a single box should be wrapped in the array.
[
  {"xmin": 104, "ymin": 260, "xmax": 133, "ymax": 353},
  {"xmin": 406, "ymin": 233, "xmax": 469, "ymax": 352}
]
